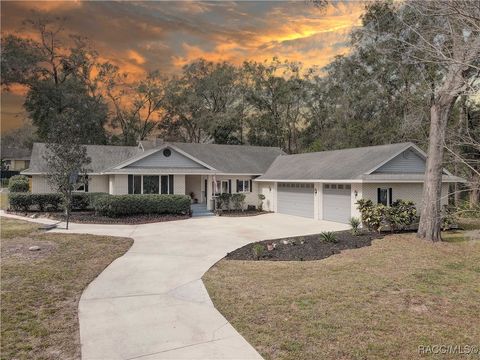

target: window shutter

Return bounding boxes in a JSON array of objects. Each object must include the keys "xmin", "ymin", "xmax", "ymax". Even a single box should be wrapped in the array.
[
  {"xmin": 377, "ymin": 188, "xmax": 381, "ymax": 204},
  {"xmin": 128, "ymin": 175, "xmax": 133, "ymax": 194},
  {"xmin": 169, "ymin": 175, "xmax": 174, "ymax": 194},
  {"xmin": 236, "ymin": 179, "xmax": 239, "ymax": 192},
  {"xmin": 85, "ymin": 176, "xmax": 89, "ymax": 193},
  {"xmin": 228, "ymin": 179, "xmax": 232, "ymax": 194},
  {"xmin": 389, "ymin": 188, "xmax": 393, "ymax": 206},
  {"xmin": 250, "ymin": 179, "xmax": 252, "ymax": 192}
]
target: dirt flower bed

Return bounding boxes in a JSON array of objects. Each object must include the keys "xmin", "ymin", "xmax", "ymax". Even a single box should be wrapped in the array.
[
  {"xmin": 226, "ymin": 230, "xmax": 384, "ymax": 261},
  {"xmin": 7, "ymin": 210, "xmax": 190, "ymax": 224},
  {"xmin": 216, "ymin": 210, "xmax": 269, "ymax": 217}
]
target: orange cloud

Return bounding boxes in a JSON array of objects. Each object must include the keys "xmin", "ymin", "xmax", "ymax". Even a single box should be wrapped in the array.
[{"xmin": 1, "ymin": 1, "xmax": 366, "ymax": 133}]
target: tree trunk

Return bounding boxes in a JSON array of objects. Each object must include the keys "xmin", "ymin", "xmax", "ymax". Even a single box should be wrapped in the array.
[
  {"xmin": 417, "ymin": 102, "xmax": 452, "ymax": 241},
  {"xmin": 470, "ymin": 175, "xmax": 480, "ymax": 208}
]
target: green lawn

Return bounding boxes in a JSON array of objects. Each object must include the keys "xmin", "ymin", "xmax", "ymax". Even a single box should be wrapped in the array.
[
  {"xmin": 204, "ymin": 232, "xmax": 480, "ymax": 360},
  {"xmin": 0, "ymin": 218, "xmax": 133, "ymax": 359}
]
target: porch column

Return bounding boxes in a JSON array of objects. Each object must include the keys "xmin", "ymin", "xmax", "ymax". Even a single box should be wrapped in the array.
[{"xmin": 207, "ymin": 175, "xmax": 213, "ymax": 210}]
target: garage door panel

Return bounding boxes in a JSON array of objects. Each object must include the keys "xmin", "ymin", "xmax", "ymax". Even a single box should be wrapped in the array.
[
  {"xmin": 323, "ymin": 185, "xmax": 351, "ymax": 223},
  {"xmin": 277, "ymin": 183, "xmax": 314, "ymax": 218}
]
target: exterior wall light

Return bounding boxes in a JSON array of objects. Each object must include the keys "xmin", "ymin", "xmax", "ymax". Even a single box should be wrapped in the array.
[{"xmin": 354, "ymin": 190, "xmax": 358, "ymax": 197}]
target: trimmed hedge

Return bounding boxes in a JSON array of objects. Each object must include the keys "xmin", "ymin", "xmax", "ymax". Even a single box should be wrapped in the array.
[
  {"xmin": 8, "ymin": 175, "xmax": 29, "ymax": 192},
  {"xmin": 9, "ymin": 193, "xmax": 61, "ymax": 212},
  {"xmin": 8, "ymin": 192, "xmax": 108, "ymax": 212},
  {"xmin": 94, "ymin": 194, "xmax": 191, "ymax": 217}
]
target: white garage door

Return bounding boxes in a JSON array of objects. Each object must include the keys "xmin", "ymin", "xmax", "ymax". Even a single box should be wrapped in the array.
[
  {"xmin": 277, "ymin": 183, "xmax": 314, "ymax": 218},
  {"xmin": 323, "ymin": 184, "xmax": 351, "ymax": 223}
]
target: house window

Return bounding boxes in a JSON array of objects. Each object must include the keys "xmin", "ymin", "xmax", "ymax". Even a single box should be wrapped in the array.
[
  {"xmin": 128, "ymin": 175, "xmax": 173, "ymax": 194},
  {"xmin": 238, "ymin": 180, "xmax": 250, "ymax": 193},
  {"xmin": 143, "ymin": 176, "xmax": 159, "ymax": 194},
  {"xmin": 75, "ymin": 176, "xmax": 89, "ymax": 192},
  {"xmin": 377, "ymin": 188, "xmax": 392, "ymax": 206},
  {"xmin": 128, "ymin": 175, "xmax": 142, "ymax": 194},
  {"xmin": 215, "ymin": 180, "xmax": 229, "ymax": 195}
]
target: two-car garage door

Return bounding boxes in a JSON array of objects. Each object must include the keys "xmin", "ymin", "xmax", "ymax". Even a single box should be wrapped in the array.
[
  {"xmin": 277, "ymin": 183, "xmax": 314, "ymax": 218},
  {"xmin": 277, "ymin": 182, "xmax": 351, "ymax": 223}
]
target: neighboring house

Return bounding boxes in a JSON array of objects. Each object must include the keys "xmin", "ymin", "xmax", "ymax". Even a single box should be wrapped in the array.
[
  {"xmin": 1, "ymin": 146, "xmax": 31, "ymax": 171},
  {"xmin": 23, "ymin": 140, "xmax": 464, "ymax": 224}
]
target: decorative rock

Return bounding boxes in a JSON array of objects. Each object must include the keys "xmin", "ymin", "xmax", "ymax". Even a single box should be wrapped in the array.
[
  {"xmin": 282, "ymin": 240, "xmax": 289, "ymax": 245},
  {"xmin": 29, "ymin": 246, "xmax": 41, "ymax": 251}
]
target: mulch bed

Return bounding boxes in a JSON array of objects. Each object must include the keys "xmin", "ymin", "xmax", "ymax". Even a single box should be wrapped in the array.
[
  {"xmin": 6, "ymin": 210, "xmax": 190, "ymax": 225},
  {"xmin": 216, "ymin": 210, "xmax": 270, "ymax": 217},
  {"xmin": 226, "ymin": 230, "xmax": 384, "ymax": 261}
]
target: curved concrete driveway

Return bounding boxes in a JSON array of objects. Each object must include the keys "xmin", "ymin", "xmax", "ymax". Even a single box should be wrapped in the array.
[{"xmin": 2, "ymin": 212, "xmax": 348, "ymax": 359}]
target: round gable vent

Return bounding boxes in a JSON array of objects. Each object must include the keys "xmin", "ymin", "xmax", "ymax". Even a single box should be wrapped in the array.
[{"xmin": 163, "ymin": 148, "xmax": 172, "ymax": 157}]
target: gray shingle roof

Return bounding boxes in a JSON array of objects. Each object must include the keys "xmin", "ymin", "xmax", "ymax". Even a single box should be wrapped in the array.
[
  {"xmin": 23, "ymin": 142, "xmax": 284, "ymax": 175},
  {"xmin": 257, "ymin": 142, "xmax": 416, "ymax": 181},
  {"xmin": 170, "ymin": 142, "xmax": 285, "ymax": 174},
  {"xmin": 1, "ymin": 146, "xmax": 31, "ymax": 160},
  {"xmin": 23, "ymin": 143, "xmax": 142, "ymax": 174}
]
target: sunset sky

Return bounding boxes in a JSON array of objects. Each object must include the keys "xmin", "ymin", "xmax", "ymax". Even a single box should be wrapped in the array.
[{"xmin": 1, "ymin": 1, "xmax": 365, "ymax": 133}]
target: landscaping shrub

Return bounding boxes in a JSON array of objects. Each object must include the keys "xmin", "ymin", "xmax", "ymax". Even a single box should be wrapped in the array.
[
  {"xmin": 34, "ymin": 194, "xmax": 62, "ymax": 211},
  {"xmin": 320, "ymin": 231, "xmax": 338, "ymax": 243},
  {"xmin": 71, "ymin": 193, "xmax": 89, "ymax": 211},
  {"xmin": 94, "ymin": 194, "xmax": 191, "ymax": 217},
  {"xmin": 252, "ymin": 243, "xmax": 265, "ymax": 260},
  {"xmin": 85, "ymin": 192, "xmax": 109, "ymax": 209},
  {"xmin": 258, "ymin": 194, "xmax": 265, "ymax": 212},
  {"xmin": 8, "ymin": 175, "xmax": 29, "ymax": 193},
  {"xmin": 384, "ymin": 200, "xmax": 417, "ymax": 232},
  {"xmin": 349, "ymin": 217, "xmax": 361, "ymax": 235},
  {"xmin": 356, "ymin": 199, "xmax": 386, "ymax": 232},
  {"xmin": 216, "ymin": 193, "xmax": 232, "ymax": 211},
  {"xmin": 9, "ymin": 193, "xmax": 62, "ymax": 212},
  {"xmin": 8, "ymin": 192, "xmax": 106, "ymax": 212},
  {"xmin": 357, "ymin": 198, "xmax": 418, "ymax": 232},
  {"xmin": 9, "ymin": 193, "xmax": 32, "ymax": 211},
  {"xmin": 441, "ymin": 205, "xmax": 456, "ymax": 230},
  {"xmin": 231, "ymin": 193, "xmax": 246, "ymax": 211}
]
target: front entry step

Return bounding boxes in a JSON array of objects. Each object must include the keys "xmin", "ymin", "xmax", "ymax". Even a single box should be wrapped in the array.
[{"xmin": 191, "ymin": 203, "xmax": 214, "ymax": 217}]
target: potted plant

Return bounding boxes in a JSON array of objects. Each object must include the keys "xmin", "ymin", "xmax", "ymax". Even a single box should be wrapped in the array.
[{"xmin": 267, "ymin": 242, "xmax": 274, "ymax": 251}]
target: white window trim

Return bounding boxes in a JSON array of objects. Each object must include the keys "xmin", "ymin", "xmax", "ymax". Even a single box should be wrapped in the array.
[
  {"xmin": 215, "ymin": 180, "xmax": 229, "ymax": 195},
  {"xmin": 238, "ymin": 179, "xmax": 249, "ymax": 193}
]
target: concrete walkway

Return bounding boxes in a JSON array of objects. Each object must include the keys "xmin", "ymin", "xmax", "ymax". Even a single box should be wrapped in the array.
[{"xmin": 1, "ymin": 212, "xmax": 348, "ymax": 359}]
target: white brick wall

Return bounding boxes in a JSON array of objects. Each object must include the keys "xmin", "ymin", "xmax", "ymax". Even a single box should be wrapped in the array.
[{"xmin": 361, "ymin": 183, "xmax": 449, "ymax": 210}]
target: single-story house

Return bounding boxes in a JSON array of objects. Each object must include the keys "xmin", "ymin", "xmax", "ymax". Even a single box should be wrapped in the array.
[
  {"xmin": 22, "ymin": 140, "xmax": 464, "ymax": 223},
  {"xmin": 1, "ymin": 146, "xmax": 31, "ymax": 171}
]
